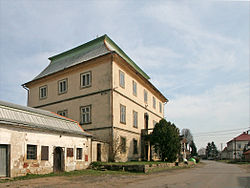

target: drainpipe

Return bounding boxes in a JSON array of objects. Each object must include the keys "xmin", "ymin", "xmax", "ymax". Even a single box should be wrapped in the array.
[{"xmin": 22, "ymin": 84, "xmax": 29, "ymax": 106}]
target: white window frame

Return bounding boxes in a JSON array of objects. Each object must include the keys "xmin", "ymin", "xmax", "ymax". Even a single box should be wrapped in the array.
[
  {"xmin": 144, "ymin": 90, "xmax": 148, "ymax": 103},
  {"xmin": 119, "ymin": 70, "xmax": 125, "ymax": 88},
  {"xmin": 133, "ymin": 139, "xmax": 138, "ymax": 154},
  {"xmin": 39, "ymin": 85, "xmax": 47, "ymax": 99},
  {"xmin": 80, "ymin": 71, "xmax": 91, "ymax": 88},
  {"xmin": 76, "ymin": 148, "xmax": 83, "ymax": 160},
  {"xmin": 57, "ymin": 110, "xmax": 68, "ymax": 117},
  {"xmin": 120, "ymin": 104, "xmax": 126, "ymax": 124},
  {"xmin": 132, "ymin": 80, "xmax": 137, "ymax": 96},
  {"xmin": 80, "ymin": 105, "xmax": 91, "ymax": 124},
  {"xmin": 153, "ymin": 97, "xmax": 156, "ymax": 109},
  {"xmin": 58, "ymin": 78, "xmax": 67, "ymax": 94},
  {"xmin": 133, "ymin": 110, "xmax": 138, "ymax": 128}
]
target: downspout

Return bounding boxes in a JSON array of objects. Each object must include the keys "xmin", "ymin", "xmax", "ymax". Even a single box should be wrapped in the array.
[
  {"xmin": 22, "ymin": 84, "xmax": 29, "ymax": 106},
  {"xmin": 110, "ymin": 52, "xmax": 114, "ymax": 161}
]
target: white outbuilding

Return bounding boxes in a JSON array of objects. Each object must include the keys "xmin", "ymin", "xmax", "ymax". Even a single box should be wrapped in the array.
[{"xmin": 0, "ymin": 100, "xmax": 92, "ymax": 178}]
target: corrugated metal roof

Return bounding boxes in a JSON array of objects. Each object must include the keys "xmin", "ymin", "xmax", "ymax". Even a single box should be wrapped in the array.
[
  {"xmin": 33, "ymin": 38, "xmax": 111, "ymax": 81},
  {"xmin": 0, "ymin": 100, "xmax": 91, "ymax": 137}
]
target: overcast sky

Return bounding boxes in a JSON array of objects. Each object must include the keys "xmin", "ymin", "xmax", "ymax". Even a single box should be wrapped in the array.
[{"xmin": 0, "ymin": 0, "xmax": 249, "ymax": 150}]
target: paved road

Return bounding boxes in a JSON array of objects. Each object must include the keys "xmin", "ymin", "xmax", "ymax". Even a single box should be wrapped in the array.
[
  {"xmin": 1, "ymin": 161, "xmax": 249, "ymax": 188},
  {"xmin": 124, "ymin": 160, "xmax": 250, "ymax": 188}
]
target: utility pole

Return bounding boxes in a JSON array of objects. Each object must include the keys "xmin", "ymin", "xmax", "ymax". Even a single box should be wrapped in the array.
[
  {"xmin": 220, "ymin": 143, "xmax": 223, "ymax": 160},
  {"xmin": 234, "ymin": 138, "xmax": 236, "ymax": 160}
]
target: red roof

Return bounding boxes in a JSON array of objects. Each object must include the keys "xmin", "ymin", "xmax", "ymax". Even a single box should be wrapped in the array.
[
  {"xmin": 227, "ymin": 132, "xmax": 250, "ymax": 143},
  {"xmin": 243, "ymin": 150, "xmax": 250, "ymax": 155}
]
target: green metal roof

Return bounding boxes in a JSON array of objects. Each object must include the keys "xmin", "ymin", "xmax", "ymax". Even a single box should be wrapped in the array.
[{"xmin": 29, "ymin": 34, "xmax": 150, "ymax": 82}]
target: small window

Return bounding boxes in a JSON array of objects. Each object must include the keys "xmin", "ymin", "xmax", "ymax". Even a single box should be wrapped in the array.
[
  {"xmin": 57, "ymin": 110, "xmax": 68, "ymax": 117},
  {"xmin": 27, "ymin": 144, "xmax": 37, "ymax": 160},
  {"xmin": 81, "ymin": 71, "xmax": 91, "ymax": 88},
  {"xmin": 153, "ymin": 97, "xmax": 156, "ymax": 109},
  {"xmin": 153, "ymin": 120, "xmax": 157, "ymax": 127},
  {"xmin": 58, "ymin": 79, "xmax": 67, "ymax": 94},
  {"xmin": 120, "ymin": 104, "xmax": 126, "ymax": 124},
  {"xmin": 237, "ymin": 144, "xmax": 241, "ymax": 149},
  {"xmin": 159, "ymin": 102, "xmax": 162, "ymax": 113},
  {"xmin": 133, "ymin": 139, "xmax": 138, "ymax": 154},
  {"xmin": 67, "ymin": 148, "xmax": 73, "ymax": 157},
  {"xmin": 76, "ymin": 148, "xmax": 83, "ymax": 160},
  {"xmin": 133, "ymin": 111, "xmax": 138, "ymax": 128},
  {"xmin": 132, "ymin": 81, "xmax": 137, "ymax": 96},
  {"xmin": 119, "ymin": 70, "xmax": 125, "ymax": 88},
  {"xmin": 120, "ymin": 137, "xmax": 126, "ymax": 153},
  {"xmin": 81, "ymin": 105, "xmax": 91, "ymax": 124},
  {"xmin": 39, "ymin": 86, "xmax": 47, "ymax": 99},
  {"xmin": 144, "ymin": 90, "xmax": 148, "ymax": 103},
  {"xmin": 41, "ymin": 146, "xmax": 49, "ymax": 161}
]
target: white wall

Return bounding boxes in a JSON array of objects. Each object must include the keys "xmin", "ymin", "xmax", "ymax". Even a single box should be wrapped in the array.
[{"xmin": 0, "ymin": 124, "xmax": 91, "ymax": 177}]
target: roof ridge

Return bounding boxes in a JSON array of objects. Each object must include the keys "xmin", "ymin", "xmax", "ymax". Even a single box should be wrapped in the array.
[{"xmin": 48, "ymin": 34, "xmax": 107, "ymax": 61}]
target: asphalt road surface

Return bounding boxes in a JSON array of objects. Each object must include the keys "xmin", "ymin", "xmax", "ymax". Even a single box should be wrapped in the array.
[
  {"xmin": 123, "ymin": 160, "xmax": 250, "ymax": 188},
  {"xmin": 1, "ymin": 160, "xmax": 249, "ymax": 188}
]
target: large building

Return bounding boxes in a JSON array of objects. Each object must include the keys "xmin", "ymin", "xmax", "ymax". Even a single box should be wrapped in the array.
[{"xmin": 23, "ymin": 35, "xmax": 168, "ymax": 161}]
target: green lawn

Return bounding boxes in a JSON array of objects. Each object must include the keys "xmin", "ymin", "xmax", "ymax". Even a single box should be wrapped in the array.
[
  {"xmin": 0, "ymin": 169, "xmax": 141, "ymax": 183},
  {"xmin": 91, "ymin": 161, "xmax": 173, "ymax": 166}
]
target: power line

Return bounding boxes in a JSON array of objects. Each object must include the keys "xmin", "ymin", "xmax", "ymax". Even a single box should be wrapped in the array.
[{"xmin": 193, "ymin": 127, "xmax": 248, "ymax": 136}]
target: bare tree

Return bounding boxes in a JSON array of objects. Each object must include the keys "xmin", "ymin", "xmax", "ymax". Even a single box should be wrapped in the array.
[
  {"xmin": 109, "ymin": 133, "xmax": 127, "ymax": 162},
  {"xmin": 181, "ymin": 129, "xmax": 193, "ymax": 145}
]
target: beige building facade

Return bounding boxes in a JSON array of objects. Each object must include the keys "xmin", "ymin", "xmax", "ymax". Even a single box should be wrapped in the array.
[{"xmin": 23, "ymin": 35, "xmax": 168, "ymax": 161}]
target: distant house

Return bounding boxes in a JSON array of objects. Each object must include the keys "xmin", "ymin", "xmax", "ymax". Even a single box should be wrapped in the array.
[
  {"xmin": 22, "ymin": 35, "xmax": 168, "ymax": 162},
  {"xmin": 198, "ymin": 148, "xmax": 206, "ymax": 159},
  {"xmin": 222, "ymin": 131, "xmax": 250, "ymax": 160},
  {"xmin": 0, "ymin": 100, "xmax": 100, "ymax": 178},
  {"xmin": 243, "ymin": 141, "xmax": 250, "ymax": 161},
  {"xmin": 221, "ymin": 147, "xmax": 230, "ymax": 159}
]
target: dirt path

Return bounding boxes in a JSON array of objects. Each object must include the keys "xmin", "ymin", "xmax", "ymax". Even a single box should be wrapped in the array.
[{"xmin": 0, "ymin": 161, "xmax": 249, "ymax": 188}]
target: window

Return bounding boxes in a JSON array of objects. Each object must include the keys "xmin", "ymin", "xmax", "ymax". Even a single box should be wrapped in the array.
[
  {"xmin": 153, "ymin": 97, "xmax": 156, "ymax": 109},
  {"xmin": 144, "ymin": 90, "xmax": 148, "ymax": 103},
  {"xmin": 132, "ymin": 80, "xmax": 137, "ymax": 96},
  {"xmin": 81, "ymin": 71, "xmax": 91, "ymax": 88},
  {"xmin": 76, "ymin": 148, "xmax": 83, "ymax": 160},
  {"xmin": 41, "ymin": 146, "xmax": 49, "ymax": 160},
  {"xmin": 39, "ymin": 86, "xmax": 47, "ymax": 99},
  {"xmin": 67, "ymin": 148, "xmax": 73, "ymax": 157},
  {"xmin": 81, "ymin": 105, "xmax": 91, "ymax": 124},
  {"xmin": 133, "ymin": 139, "xmax": 138, "ymax": 154},
  {"xmin": 119, "ymin": 70, "xmax": 125, "ymax": 88},
  {"xmin": 27, "ymin": 145, "xmax": 37, "ymax": 160},
  {"xmin": 237, "ymin": 144, "xmax": 241, "ymax": 149},
  {"xmin": 153, "ymin": 120, "xmax": 157, "ymax": 127},
  {"xmin": 58, "ymin": 79, "xmax": 67, "ymax": 94},
  {"xmin": 120, "ymin": 137, "xmax": 126, "ymax": 153},
  {"xmin": 133, "ymin": 111, "xmax": 138, "ymax": 128},
  {"xmin": 120, "ymin": 104, "xmax": 126, "ymax": 124},
  {"xmin": 159, "ymin": 102, "xmax": 162, "ymax": 113},
  {"xmin": 57, "ymin": 110, "xmax": 68, "ymax": 117}
]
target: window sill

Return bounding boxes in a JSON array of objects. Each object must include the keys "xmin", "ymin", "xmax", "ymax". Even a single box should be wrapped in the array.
[
  {"xmin": 80, "ymin": 122, "xmax": 92, "ymax": 125},
  {"xmin": 80, "ymin": 85, "xmax": 92, "ymax": 90}
]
